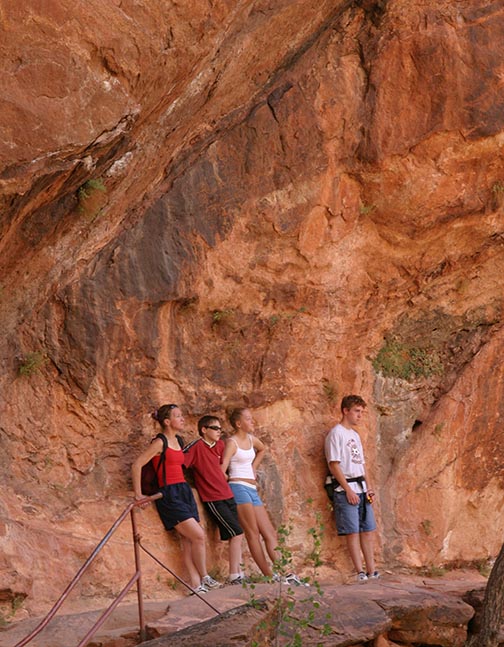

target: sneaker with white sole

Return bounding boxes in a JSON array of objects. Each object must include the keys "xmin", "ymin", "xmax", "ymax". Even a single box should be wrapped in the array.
[
  {"xmin": 201, "ymin": 574, "xmax": 221, "ymax": 589},
  {"xmin": 190, "ymin": 584, "xmax": 208, "ymax": 595},
  {"xmin": 357, "ymin": 571, "xmax": 368, "ymax": 583},
  {"xmin": 227, "ymin": 575, "xmax": 245, "ymax": 585},
  {"xmin": 367, "ymin": 570, "xmax": 380, "ymax": 580},
  {"xmin": 284, "ymin": 573, "xmax": 310, "ymax": 587}
]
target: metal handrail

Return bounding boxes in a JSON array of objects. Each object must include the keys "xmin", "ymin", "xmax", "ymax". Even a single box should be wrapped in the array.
[
  {"xmin": 15, "ymin": 492, "xmax": 223, "ymax": 646},
  {"xmin": 137, "ymin": 539, "xmax": 222, "ymax": 615},
  {"xmin": 15, "ymin": 493, "xmax": 161, "ymax": 647}
]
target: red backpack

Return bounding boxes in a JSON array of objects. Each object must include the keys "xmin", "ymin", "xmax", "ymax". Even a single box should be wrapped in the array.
[{"xmin": 140, "ymin": 433, "xmax": 184, "ymax": 496}]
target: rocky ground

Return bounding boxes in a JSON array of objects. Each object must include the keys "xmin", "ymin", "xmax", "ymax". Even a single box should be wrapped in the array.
[{"xmin": 1, "ymin": 569, "xmax": 493, "ymax": 647}]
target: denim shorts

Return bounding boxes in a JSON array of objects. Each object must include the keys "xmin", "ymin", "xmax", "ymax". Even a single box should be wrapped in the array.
[
  {"xmin": 229, "ymin": 482, "xmax": 264, "ymax": 507},
  {"xmin": 333, "ymin": 491, "xmax": 376, "ymax": 535}
]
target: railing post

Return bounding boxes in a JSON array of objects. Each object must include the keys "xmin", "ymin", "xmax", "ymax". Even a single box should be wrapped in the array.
[
  {"xmin": 131, "ymin": 507, "xmax": 147, "ymax": 642},
  {"xmin": 14, "ymin": 493, "xmax": 164, "ymax": 647}
]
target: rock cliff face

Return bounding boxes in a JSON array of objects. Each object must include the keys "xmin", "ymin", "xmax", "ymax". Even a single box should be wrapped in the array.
[{"xmin": 1, "ymin": 0, "xmax": 504, "ymax": 616}]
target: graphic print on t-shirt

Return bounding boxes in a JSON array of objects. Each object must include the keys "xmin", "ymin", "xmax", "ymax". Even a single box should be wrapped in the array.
[{"xmin": 347, "ymin": 438, "xmax": 363, "ymax": 464}]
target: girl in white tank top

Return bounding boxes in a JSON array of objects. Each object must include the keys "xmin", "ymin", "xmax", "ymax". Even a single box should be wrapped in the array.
[
  {"xmin": 228, "ymin": 433, "xmax": 256, "ymax": 480},
  {"xmin": 221, "ymin": 408, "xmax": 277, "ymax": 577},
  {"xmin": 221, "ymin": 408, "xmax": 306, "ymax": 586}
]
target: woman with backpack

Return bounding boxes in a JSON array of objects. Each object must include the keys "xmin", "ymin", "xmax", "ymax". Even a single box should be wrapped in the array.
[{"xmin": 131, "ymin": 403, "xmax": 220, "ymax": 594}]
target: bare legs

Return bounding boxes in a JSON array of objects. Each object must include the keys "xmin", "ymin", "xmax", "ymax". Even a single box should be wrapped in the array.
[
  {"xmin": 174, "ymin": 505, "xmax": 281, "ymax": 585},
  {"xmin": 236, "ymin": 502, "xmax": 278, "ymax": 577},
  {"xmin": 360, "ymin": 531, "xmax": 376, "ymax": 574},
  {"xmin": 229, "ymin": 534, "xmax": 243, "ymax": 575},
  {"xmin": 255, "ymin": 506, "xmax": 278, "ymax": 564},
  {"xmin": 176, "ymin": 518, "xmax": 208, "ymax": 588},
  {"xmin": 177, "ymin": 519, "xmax": 245, "ymax": 586},
  {"xmin": 346, "ymin": 530, "xmax": 375, "ymax": 574}
]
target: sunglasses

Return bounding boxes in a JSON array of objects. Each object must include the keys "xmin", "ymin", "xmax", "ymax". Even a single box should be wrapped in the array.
[{"xmin": 205, "ymin": 425, "xmax": 222, "ymax": 431}]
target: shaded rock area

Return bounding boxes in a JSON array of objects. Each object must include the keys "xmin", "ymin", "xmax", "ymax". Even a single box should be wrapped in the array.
[{"xmin": 1, "ymin": 571, "xmax": 494, "ymax": 647}]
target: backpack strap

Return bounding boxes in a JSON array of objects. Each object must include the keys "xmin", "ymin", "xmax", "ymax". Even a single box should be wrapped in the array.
[
  {"xmin": 181, "ymin": 437, "xmax": 200, "ymax": 453},
  {"xmin": 153, "ymin": 433, "xmax": 169, "ymax": 486}
]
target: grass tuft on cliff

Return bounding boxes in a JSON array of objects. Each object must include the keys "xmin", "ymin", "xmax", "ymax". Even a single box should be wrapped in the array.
[{"xmin": 372, "ymin": 339, "xmax": 444, "ymax": 381}]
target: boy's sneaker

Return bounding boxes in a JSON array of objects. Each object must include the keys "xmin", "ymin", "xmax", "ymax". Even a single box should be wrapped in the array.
[
  {"xmin": 201, "ymin": 575, "xmax": 221, "ymax": 589},
  {"xmin": 357, "ymin": 571, "xmax": 369, "ymax": 583},
  {"xmin": 284, "ymin": 573, "xmax": 310, "ymax": 587},
  {"xmin": 367, "ymin": 571, "xmax": 380, "ymax": 580},
  {"xmin": 190, "ymin": 584, "xmax": 208, "ymax": 595}
]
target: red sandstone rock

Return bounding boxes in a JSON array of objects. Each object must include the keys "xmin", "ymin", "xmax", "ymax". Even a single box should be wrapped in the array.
[
  {"xmin": 1, "ymin": 0, "xmax": 504, "ymax": 616},
  {"xmin": 0, "ymin": 574, "xmax": 483, "ymax": 647}
]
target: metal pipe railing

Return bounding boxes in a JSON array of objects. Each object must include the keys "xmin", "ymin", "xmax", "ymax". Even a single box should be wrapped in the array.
[
  {"xmin": 76, "ymin": 572, "xmax": 140, "ymax": 647},
  {"xmin": 131, "ymin": 507, "xmax": 147, "ymax": 641},
  {"xmin": 14, "ymin": 494, "xmax": 161, "ymax": 647},
  {"xmin": 15, "ymin": 492, "xmax": 223, "ymax": 646},
  {"xmin": 137, "ymin": 538, "xmax": 222, "ymax": 614}
]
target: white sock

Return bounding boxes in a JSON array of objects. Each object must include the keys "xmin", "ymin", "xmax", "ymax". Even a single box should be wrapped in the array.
[{"xmin": 229, "ymin": 573, "xmax": 241, "ymax": 580}]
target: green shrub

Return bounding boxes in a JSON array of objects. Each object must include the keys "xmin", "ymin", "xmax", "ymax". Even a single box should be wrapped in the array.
[
  {"xmin": 77, "ymin": 177, "xmax": 107, "ymax": 219},
  {"xmin": 421, "ymin": 519, "xmax": 432, "ymax": 536},
  {"xmin": 18, "ymin": 351, "xmax": 48, "ymax": 377},
  {"xmin": 322, "ymin": 380, "xmax": 337, "ymax": 404},
  {"xmin": 359, "ymin": 203, "xmax": 376, "ymax": 215},
  {"xmin": 372, "ymin": 339, "xmax": 443, "ymax": 380},
  {"xmin": 248, "ymin": 507, "xmax": 332, "ymax": 647},
  {"xmin": 420, "ymin": 564, "xmax": 446, "ymax": 578},
  {"xmin": 211, "ymin": 308, "xmax": 234, "ymax": 325},
  {"xmin": 474, "ymin": 558, "xmax": 493, "ymax": 578},
  {"xmin": 78, "ymin": 178, "xmax": 106, "ymax": 202}
]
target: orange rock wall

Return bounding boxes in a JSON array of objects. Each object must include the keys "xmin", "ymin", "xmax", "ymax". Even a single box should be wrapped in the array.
[{"xmin": 1, "ymin": 0, "xmax": 504, "ymax": 615}]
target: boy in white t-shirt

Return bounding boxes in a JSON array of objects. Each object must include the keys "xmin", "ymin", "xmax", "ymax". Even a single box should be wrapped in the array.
[{"xmin": 324, "ymin": 395, "xmax": 379, "ymax": 583}]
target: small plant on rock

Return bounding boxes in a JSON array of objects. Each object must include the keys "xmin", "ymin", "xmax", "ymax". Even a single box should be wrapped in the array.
[
  {"xmin": 0, "ymin": 593, "xmax": 27, "ymax": 627},
  {"xmin": 473, "ymin": 558, "xmax": 493, "ymax": 578},
  {"xmin": 11, "ymin": 595, "xmax": 25, "ymax": 614},
  {"xmin": 306, "ymin": 506, "xmax": 325, "ymax": 585},
  {"xmin": 359, "ymin": 202, "xmax": 376, "ymax": 215},
  {"xmin": 78, "ymin": 177, "xmax": 106, "ymax": 202},
  {"xmin": 421, "ymin": 519, "xmax": 432, "ymax": 536},
  {"xmin": 77, "ymin": 177, "xmax": 107, "ymax": 220},
  {"xmin": 211, "ymin": 308, "xmax": 234, "ymax": 326},
  {"xmin": 372, "ymin": 338, "xmax": 444, "ymax": 381},
  {"xmin": 248, "ymin": 506, "xmax": 332, "ymax": 647},
  {"xmin": 322, "ymin": 379, "xmax": 337, "ymax": 404},
  {"xmin": 491, "ymin": 181, "xmax": 504, "ymax": 195},
  {"xmin": 420, "ymin": 564, "xmax": 446, "ymax": 578},
  {"xmin": 18, "ymin": 351, "xmax": 49, "ymax": 377}
]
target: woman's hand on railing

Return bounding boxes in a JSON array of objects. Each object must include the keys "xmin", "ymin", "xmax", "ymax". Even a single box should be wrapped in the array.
[
  {"xmin": 133, "ymin": 492, "xmax": 162, "ymax": 510},
  {"xmin": 134, "ymin": 495, "xmax": 150, "ymax": 510}
]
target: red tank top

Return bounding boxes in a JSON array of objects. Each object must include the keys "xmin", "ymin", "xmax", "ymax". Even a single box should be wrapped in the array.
[{"xmin": 152, "ymin": 447, "xmax": 185, "ymax": 486}]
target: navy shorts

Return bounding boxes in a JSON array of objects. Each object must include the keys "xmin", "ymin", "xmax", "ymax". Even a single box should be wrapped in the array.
[
  {"xmin": 333, "ymin": 491, "xmax": 376, "ymax": 535},
  {"xmin": 204, "ymin": 498, "xmax": 244, "ymax": 541},
  {"xmin": 155, "ymin": 482, "xmax": 200, "ymax": 531}
]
